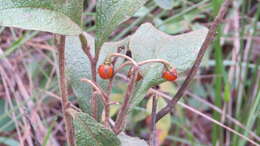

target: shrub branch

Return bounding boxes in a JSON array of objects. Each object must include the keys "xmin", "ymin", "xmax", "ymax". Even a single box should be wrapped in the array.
[
  {"xmin": 114, "ymin": 67, "xmax": 139, "ymax": 134},
  {"xmin": 80, "ymin": 34, "xmax": 99, "ymax": 120},
  {"xmin": 81, "ymin": 78, "xmax": 111, "ymax": 128},
  {"xmin": 57, "ymin": 35, "xmax": 75, "ymax": 146},
  {"xmin": 149, "ymin": 94, "xmax": 158, "ymax": 146}
]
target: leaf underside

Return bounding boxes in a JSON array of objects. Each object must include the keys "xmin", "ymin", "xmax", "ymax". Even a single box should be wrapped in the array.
[{"xmin": 0, "ymin": 0, "xmax": 83, "ymax": 35}]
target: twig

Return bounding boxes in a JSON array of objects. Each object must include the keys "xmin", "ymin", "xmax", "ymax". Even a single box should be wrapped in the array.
[
  {"xmin": 149, "ymin": 94, "xmax": 158, "ymax": 146},
  {"xmin": 105, "ymin": 55, "xmax": 129, "ymax": 126},
  {"xmin": 80, "ymin": 34, "xmax": 94, "ymax": 62},
  {"xmin": 81, "ymin": 78, "xmax": 110, "ymax": 128},
  {"xmin": 107, "ymin": 48, "xmax": 128, "ymax": 95},
  {"xmin": 114, "ymin": 61, "xmax": 133, "ymax": 74},
  {"xmin": 114, "ymin": 67, "xmax": 139, "ymax": 134},
  {"xmin": 106, "ymin": 53, "xmax": 138, "ymax": 100},
  {"xmin": 81, "ymin": 78, "xmax": 108, "ymax": 102},
  {"xmin": 56, "ymin": 35, "xmax": 74, "ymax": 146},
  {"xmin": 79, "ymin": 34, "xmax": 98, "ymax": 120},
  {"xmin": 155, "ymin": 0, "xmax": 233, "ymax": 122},
  {"xmin": 109, "ymin": 53, "xmax": 138, "ymax": 67},
  {"xmin": 138, "ymin": 59, "xmax": 172, "ymax": 69}
]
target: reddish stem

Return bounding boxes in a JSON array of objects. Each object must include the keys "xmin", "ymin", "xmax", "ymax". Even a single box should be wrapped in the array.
[
  {"xmin": 57, "ymin": 35, "xmax": 75, "ymax": 146},
  {"xmin": 114, "ymin": 67, "xmax": 139, "ymax": 134}
]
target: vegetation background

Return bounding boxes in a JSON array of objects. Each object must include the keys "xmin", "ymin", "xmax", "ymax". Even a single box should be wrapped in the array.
[{"xmin": 0, "ymin": 0, "xmax": 259, "ymax": 145}]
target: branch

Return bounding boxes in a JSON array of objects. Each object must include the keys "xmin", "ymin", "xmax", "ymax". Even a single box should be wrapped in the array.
[
  {"xmin": 79, "ymin": 33, "xmax": 100, "ymax": 120},
  {"xmin": 156, "ymin": 0, "xmax": 232, "ymax": 122},
  {"xmin": 114, "ymin": 67, "xmax": 139, "ymax": 134},
  {"xmin": 80, "ymin": 34, "xmax": 94, "ymax": 62},
  {"xmin": 56, "ymin": 35, "xmax": 75, "ymax": 146},
  {"xmin": 149, "ymin": 94, "xmax": 158, "ymax": 146},
  {"xmin": 114, "ymin": 61, "xmax": 133, "ymax": 74},
  {"xmin": 109, "ymin": 53, "xmax": 138, "ymax": 67},
  {"xmin": 81, "ymin": 79, "xmax": 108, "ymax": 102},
  {"xmin": 138, "ymin": 59, "xmax": 172, "ymax": 70},
  {"xmin": 81, "ymin": 78, "xmax": 110, "ymax": 128},
  {"xmin": 107, "ymin": 47, "xmax": 126, "ymax": 94}
]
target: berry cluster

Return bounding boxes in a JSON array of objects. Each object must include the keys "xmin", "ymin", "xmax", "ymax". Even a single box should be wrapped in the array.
[{"xmin": 98, "ymin": 60, "xmax": 177, "ymax": 82}]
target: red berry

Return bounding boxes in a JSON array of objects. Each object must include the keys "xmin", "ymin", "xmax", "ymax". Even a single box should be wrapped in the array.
[
  {"xmin": 98, "ymin": 64, "xmax": 114, "ymax": 79},
  {"xmin": 127, "ymin": 70, "xmax": 143, "ymax": 81},
  {"xmin": 162, "ymin": 68, "xmax": 177, "ymax": 81}
]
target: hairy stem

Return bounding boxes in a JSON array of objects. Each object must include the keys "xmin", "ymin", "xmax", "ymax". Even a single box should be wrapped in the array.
[
  {"xmin": 113, "ymin": 61, "xmax": 132, "ymax": 74},
  {"xmin": 104, "ymin": 98, "xmax": 110, "ymax": 128},
  {"xmin": 138, "ymin": 59, "xmax": 172, "ymax": 70},
  {"xmin": 149, "ymin": 94, "xmax": 158, "ymax": 146},
  {"xmin": 89, "ymin": 56, "xmax": 98, "ymax": 119},
  {"xmin": 81, "ymin": 78, "xmax": 110, "ymax": 127},
  {"xmin": 80, "ymin": 35, "xmax": 98, "ymax": 120},
  {"xmin": 81, "ymin": 79, "xmax": 107, "ymax": 103},
  {"xmin": 114, "ymin": 68, "xmax": 138, "ymax": 134},
  {"xmin": 57, "ymin": 35, "xmax": 74, "ymax": 146},
  {"xmin": 109, "ymin": 53, "xmax": 138, "ymax": 66},
  {"xmin": 156, "ymin": 0, "xmax": 232, "ymax": 122}
]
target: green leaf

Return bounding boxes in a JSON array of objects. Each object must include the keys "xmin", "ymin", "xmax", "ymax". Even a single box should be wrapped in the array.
[
  {"xmin": 129, "ymin": 23, "xmax": 208, "ymax": 108},
  {"xmin": 0, "ymin": 0, "xmax": 83, "ymax": 35},
  {"xmin": 118, "ymin": 133, "xmax": 148, "ymax": 146},
  {"xmin": 65, "ymin": 34, "xmax": 95, "ymax": 115},
  {"xmin": 95, "ymin": 0, "xmax": 148, "ymax": 50},
  {"xmin": 70, "ymin": 110, "xmax": 121, "ymax": 146},
  {"xmin": 65, "ymin": 33, "xmax": 129, "ymax": 118},
  {"xmin": 154, "ymin": 0, "xmax": 174, "ymax": 10}
]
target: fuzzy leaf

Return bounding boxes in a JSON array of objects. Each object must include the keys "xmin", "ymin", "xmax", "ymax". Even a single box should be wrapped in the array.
[
  {"xmin": 129, "ymin": 23, "xmax": 208, "ymax": 107},
  {"xmin": 95, "ymin": 0, "xmax": 148, "ymax": 49},
  {"xmin": 65, "ymin": 33, "xmax": 129, "ymax": 118},
  {"xmin": 118, "ymin": 133, "xmax": 148, "ymax": 146},
  {"xmin": 70, "ymin": 110, "xmax": 121, "ymax": 146},
  {"xmin": 0, "ymin": 0, "xmax": 83, "ymax": 35}
]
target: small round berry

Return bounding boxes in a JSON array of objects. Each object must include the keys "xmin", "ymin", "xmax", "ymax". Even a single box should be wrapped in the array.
[
  {"xmin": 98, "ymin": 64, "xmax": 114, "ymax": 79},
  {"xmin": 162, "ymin": 68, "xmax": 177, "ymax": 81},
  {"xmin": 127, "ymin": 70, "xmax": 143, "ymax": 81}
]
